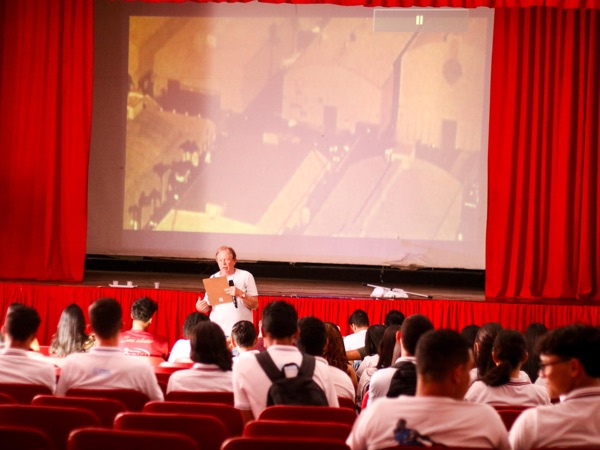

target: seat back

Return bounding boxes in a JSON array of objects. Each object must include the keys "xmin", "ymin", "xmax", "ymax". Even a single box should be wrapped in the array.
[
  {"xmin": 32, "ymin": 394, "xmax": 127, "ymax": 428},
  {"xmin": 115, "ymin": 411, "xmax": 227, "ymax": 450},
  {"xmin": 337, "ymin": 396, "xmax": 358, "ymax": 411},
  {"xmin": 0, "ymin": 392, "xmax": 17, "ymax": 404},
  {"xmin": 143, "ymin": 400, "xmax": 244, "ymax": 437},
  {"xmin": 0, "ymin": 382, "xmax": 52, "ymax": 403},
  {"xmin": 0, "ymin": 404, "xmax": 100, "ymax": 450},
  {"xmin": 244, "ymin": 419, "xmax": 352, "ymax": 441},
  {"xmin": 165, "ymin": 390, "xmax": 234, "ymax": 405},
  {"xmin": 496, "ymin": 409, "xmax": 526, "ymax": 431},
  {"xmin": 258, "ymin": 405, "xmax": 357, "ymax": 426},
  {"xmin": 67, "ymin": 427, "xmax": 199, "ymax": 450},
  {"xmin": 66, "ymin": 388, "xmax": 149, "ymax": 411},
  {"xmin": 0, "ymin": 424, "xmax": 53, "ymax": 450},
  {"xmin": 222, "ymin": 436, "xmax": 350, "ymax": 450}
]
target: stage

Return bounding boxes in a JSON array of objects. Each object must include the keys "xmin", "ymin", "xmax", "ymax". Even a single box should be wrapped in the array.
[{"xmin": 1, "ymin": 270, "xmax": 599, "ymax": 349}]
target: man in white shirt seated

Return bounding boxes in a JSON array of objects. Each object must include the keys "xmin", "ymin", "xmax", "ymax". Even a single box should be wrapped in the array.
[
  {"xmin": 344, "ymin": 309, "xmax": 369, "ymax": 352},
  {"xmin": 509, "ymin": 324, "xmax": 600, "ymax": 450},
  {"xmin": 298, "ymin": 316, "xmax": 355, "ymax": 400},
  {"xmin": 368, "ymin": 314, "xmax": 433, "ymax": 404},
  {"xmin": 347, "ymin": 329, "xmax": 509, "ymax": 450},
  {"xmin": 56, "ymin": 297, "xmax": 163, "ymax": 401},
  {"xmin": 0, "ymin": 304, "xmax": 56, "ymax": 391},
  {"xmin": 232, "ymin": 301, "xmax": 339, "ymax": 423}
]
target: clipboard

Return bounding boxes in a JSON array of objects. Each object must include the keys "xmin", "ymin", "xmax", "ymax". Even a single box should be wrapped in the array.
[{"xmin": 202, "ymin": 276, "xmax": 234, "ymax": 306}]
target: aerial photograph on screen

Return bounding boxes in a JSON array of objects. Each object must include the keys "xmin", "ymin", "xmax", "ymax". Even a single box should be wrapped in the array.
[{"xmin": 124, "ymin": 5, "xmax": 490, "ymax": 246}]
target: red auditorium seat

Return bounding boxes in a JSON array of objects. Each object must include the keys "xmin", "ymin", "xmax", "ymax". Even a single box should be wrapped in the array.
[
  {"xmin": 115, "ymin": 411, "xmax": 227, "ymax": 450},
  {"xmin": 0, "ymin": 424, "xmax": 53, "ymax": 450},
  {"xmin": 243, "ymin": 419, "xmax": 352, "ymax": 441},
  {"xmin": 32, "ymin": 394, "xmax": 127, "ymax": 428},
  {"xmin": 67, "ymin": 427, "xmax": 199, "ymax": 450},
  {"xmin": 66, "ymin": 388, "xmax": 150, "ymax": 411},
  {"xmin": 221, "ymin": 436, "xmax": 350, "ymax": 450},
  {"xmin": 258, "ymin": 405, "xmax": 357, "ymax": 426},
  {"xmin": 143, "ymin": 400, "xmax": 244, "ymax": 437},
  {"xmin": 337, "ymin": 396, "xmax": 358, "ymax": 411},
  {"xmin": 165, "ymin": 389, "xmax": 234, "ymax": 405},
  {"xmin": 0, "ymin": 382, "xmax": 52, "ymax": 403}
]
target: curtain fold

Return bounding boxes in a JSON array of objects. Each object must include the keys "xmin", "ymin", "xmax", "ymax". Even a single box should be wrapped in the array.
[
  {"xmin": 486, "ymin": 7, "xmax": 600, "ymax": 300},
  {"xmin": 0, "ymin": 0, "xmax": 93, "ymax": 281}
]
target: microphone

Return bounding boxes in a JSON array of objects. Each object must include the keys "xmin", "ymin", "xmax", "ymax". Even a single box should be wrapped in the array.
[{"xmin": 229, "ymin": 279, "xmax": 238, "ymax": 308}]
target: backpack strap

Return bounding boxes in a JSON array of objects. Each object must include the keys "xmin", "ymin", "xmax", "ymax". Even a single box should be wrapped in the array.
[
  {"xmin": 298, "ymin": 353, "xmax": 316, "ymax": 378},
  {"xmin": 256, "ymin": 351, "xmax": 285, "ymax": 382}
]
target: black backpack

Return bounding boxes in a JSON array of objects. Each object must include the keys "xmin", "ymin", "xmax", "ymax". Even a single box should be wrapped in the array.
[
  {"xmin": 386, "ymin": 360, "xmax": 417, "ymax": 398},
  {"xmin": 256, "ymin": 351, "xmax": 329, "ymax": 407}
]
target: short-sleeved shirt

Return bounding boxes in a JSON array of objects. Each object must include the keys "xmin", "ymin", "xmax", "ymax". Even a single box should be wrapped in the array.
[
  {"xmin": 167, "ymin": 362, "xmax": 233, "ymax": 393},
  {"xmin": 119, "ymin": 329, "xmax": 169, "ymax": 359},
  {"xmin": 0, "ymin": 348, "xmax": 56, "ymax": 392}
]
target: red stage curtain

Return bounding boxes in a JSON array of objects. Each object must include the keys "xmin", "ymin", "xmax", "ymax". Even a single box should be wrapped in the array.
[
  {"xmin": 487, "ymin": 7, "xmax": 600, "ymax": 300},
  {"xmin": 0, "ymin": 0, "xmax": 93, "ymax": 281}
]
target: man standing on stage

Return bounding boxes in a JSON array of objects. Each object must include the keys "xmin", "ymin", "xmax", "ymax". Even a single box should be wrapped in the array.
[{"xmin": 196, "ymin": 246, "xmax": 259, "ymax": 336}]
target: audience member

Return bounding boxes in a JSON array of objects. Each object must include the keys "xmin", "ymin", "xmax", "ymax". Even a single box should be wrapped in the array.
[
  {"xmin": 368, "ymin": 314, "xmax": 433, "ymax": 404},
  {"xmin": 0, "ymin": 302, "xmax": 40, "ymax": 351},
  {"xmin": 0, "ymin": 305, "xmax": 56, "ymax": 391},
  {"xmin": 472, "ymin": 322, "xmax": 503, "ymax": 383},
  {"xmin": 325, "ymin": 322, "xmax": 358, "ymax": 392},
  {"xmin": 119, "ymin": 297, "xmax": 169, "ymax": 359},
  {"xmin": 232, "ymin": 301, "xmax": 338, "ymax": 423},
  {"xmin": 465, "ymin": 329, "xmax": 550, "ymax": 406},
  {"xmin": 521, "ymin": 322, "xmax": 548, "ymax": 383},
  {"xmin": 231, "ymin": 320, "xmax": 259, "ymax": 360},
  {"xmin": 347, "ymin": 329, "xmax": 509, "ymax": 450},
  {"xmin": 50, "ymin": 303, "xmax": 95, "ymax": 357},
  {"xmin": 344, "ymin": 309, "xmax": 369, "ymax": 351},
  {"xmin": 298, "ymin": 316, "xmax": 355, "ymax": 400},
  {"xmin": 168, "ymin": 312, "xmax": 209, "ymax": 363},
  {"xmin": 509, "ymin": 325, "xmax": 600, "ymax": 450},
  {"xmin": 384, "ymin": 310, "xmax": 405, "ymax": 327},
  {"xmin": 167, "ymin": 321, "xmax": 233, "ymax": 393},
  {"xmin": 195, "ymin": 246, "xmax": 259, "ymax": 336},
  {"xmin": 460, "ymin": 324, "xmax": 480, "ymax": 348},
  {"xmin": 56, "ymin": 298, "xmax": 163, "ymax": 400},
  {"xmin": 356, "ymin": 324, "xmax": 386, "ymax": 379}
]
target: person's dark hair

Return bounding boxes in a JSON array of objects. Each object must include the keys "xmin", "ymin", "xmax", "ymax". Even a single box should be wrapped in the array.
[
  {"xmin": 5, "ymin": 305, "xmax": 41, "ymax": 342},
  {"xmin": 182, "ymin": 312, "xmax": 209, "ymax": 339},
  {"xmin": 474, "ymin": 322, "xmax": 503, "ymax": 378},
  {"xmin": 324, "ymin": 322, "xmax": 349, "ymax": 371},
  {"xmin": 376, "ymin": 324, "xmax": 401, "ymax": 369},
  {"xmin": 297, "ymin": 316, "xmax": 327, "ymax": 356},
  {"xmin": 262, "ymin": 301, "xmax": 298, "ymax": 339},
  {"xmin": 521, "ymin": 322, "xmax": 548, "ymax": 382},
  {"xmin": 384, "ymin": 310, "xmax": 405, "ymax": 327},
  {"xmin": 416, "ymin": 329, "xmax": 471, "ymax": 382},
  {"xmin": 460, "ymin": 324, "xmax": 480, "ymax": 348},
  {"xmin": 131, "ymin": 297, "xmax": 158, "ymax": 323},
  {"xmin": 401, "ymin": 314, "xmax": 434, "ymax": 356},
  {"xmin": 364, "ymin": 324, "xmax": 386, "ymax": 356},
  {"xmin": 347, "ymin": 309, "xmax": 369, "ymax": 328},
  {"xmin": 0, "ymin": 303, "xmax": 26, "ymax": 345},
  {"xmin": 537, "ymin": 324, "xmax": 600, "ymax": 378},
  {"xmin": 50, "ymin": 303, "xmax": 89, "ymax": 357},
  {"xmin": 190, "ymin": 321, "xmax": 232, "ymax": 371},
  {"xmin": 89, "ymin": 298, "xmax": 122, "ymax": 340},
  {"xmin": 482, "ymin": 329, "xmax": 527, "ymax": 387},
  {"xmin": 231, "ymin": 320, "xmax": 257, "ymax": 349}
]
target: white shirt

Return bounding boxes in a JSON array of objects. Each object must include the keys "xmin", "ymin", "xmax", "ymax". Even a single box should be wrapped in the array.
[
  {"xmin": 168, "ymin": 339, "xmax": 191, "ymax": 363},
  {"xmin": 317, "ymin": 356, "xmax": 355, "ymax": 400},
  {"xmin": 368, "ymin": 356, "xmax": 416, "ymax": 406},
  {"xmin": 465, "ymin": 377, "xmax": 550, "ymax": 406},
  {"xmin": 509, "ymin": 386, "xmax": 600, "ymax": 450},
  {"xmin": 206, "ymin": 269, "xmax": 258, "ymax": 336},
  {"xmin": 232, "ymin": 345, "xmax": 339, "ymax": 419},
  {"xmin": 56, "ymin": 347, "xmax": 163, "ymax": 401},
  {"xmin": 357, "ymin": 354, "xmax": 379, "ymax": 378},
  {"xmin": 347, "ymin": 395, "xmax": 510, "ymax": 450},
  {"xmin": 167, "ymin": 362, "xmax": 233, "ymax": 393},
  {"xmin": 0, "ymin": 348, "xmax": 56, "ymax": 392},
  {"xmin": 344, "ymin": 330, "xmax": 367, "ymax": 351}
]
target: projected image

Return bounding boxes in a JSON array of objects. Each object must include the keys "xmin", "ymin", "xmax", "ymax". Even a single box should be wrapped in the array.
[{"xmin": 124, "ymin": 6, "xmax": 488, "ymax": 244}]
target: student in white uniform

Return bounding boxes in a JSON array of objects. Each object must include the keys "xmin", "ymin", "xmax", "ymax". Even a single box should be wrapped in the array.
[
  {"xmin": 347, "ymin": 329, "xmax": 509, "ymax": 450},
  {"xmin": 465, "ymin": 329, "xmax": 550, "ymax": 406},
  {"xmin": 196, "ymin": 246, "xmax": 258, "ymax": 337},
  {"xmin": 167, "ymin": 321, "xmax": 233, "ymax": 393},
  {"xmin": 509, "ymin": 325, "xmax": 600, "ymax": 450}
]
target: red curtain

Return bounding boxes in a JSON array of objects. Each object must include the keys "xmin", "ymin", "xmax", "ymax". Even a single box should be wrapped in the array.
[
  {"xmin": 486, "ymin": 7, "xmax": 600, "ymax": 300},
  {"xmin": 0, "ymin": 0, "xmax": 94, "ymax": 281}
]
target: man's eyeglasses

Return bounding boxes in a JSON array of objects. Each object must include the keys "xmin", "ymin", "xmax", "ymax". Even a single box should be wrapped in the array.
[{"xmin": 538, "ymin": 358, "xmax": 571, "ymax": 373}]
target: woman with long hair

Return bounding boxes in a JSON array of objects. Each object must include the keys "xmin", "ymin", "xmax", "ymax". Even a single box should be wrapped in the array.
[
  {"xmin": 465, "ymin": 329, "xmax": 550, "ymax": 406},
  {"xmin": 471, "ymin": 322, "xmax": 503, "ymax": 383},
  {"xmin": 50, "ymin": 304, "xmax": 94, "ymax": 357},
  {"xmin": 521, "ymin": 322, "xmax": 548, "ymax": 383},
  {"xmin": 166, "ymin": 321, "xmax": 233, "ymax": 393},
  {"xmin": 324, "ymin": 322, "xmax": 358, "ymax": 392}
]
